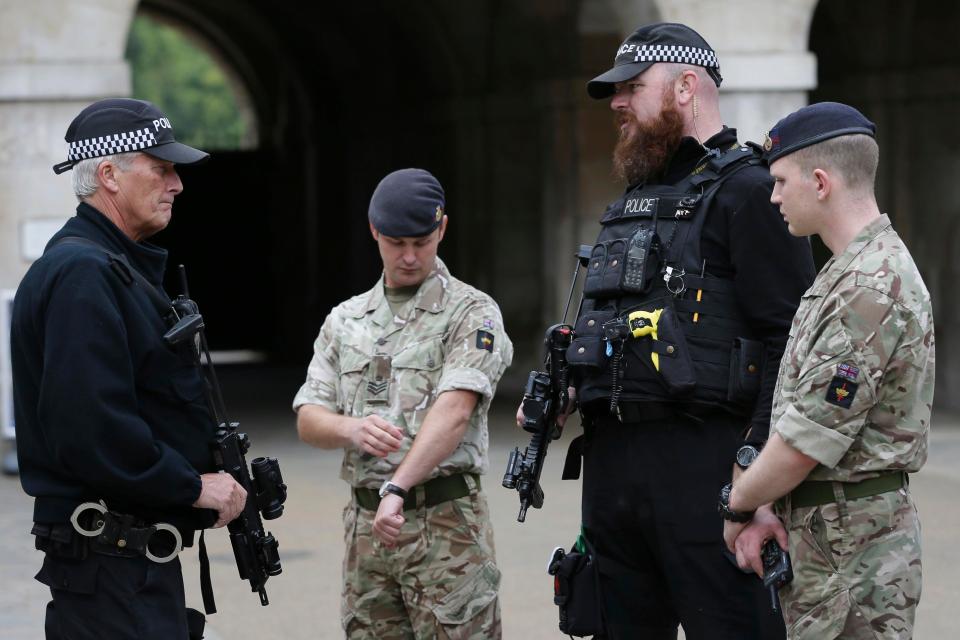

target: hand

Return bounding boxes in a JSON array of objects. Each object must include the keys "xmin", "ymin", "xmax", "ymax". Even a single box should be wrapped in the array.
[
  {"xmin": 556, "ymin": 386, "xmax": 577, "ymax": 429},
  {"xmin": 725, "ymin": 505, "xmax": 788, "ymax": 577},
  {"xmin": 350, "ymin": 415, "xmax": 404, "ymax": 457},
  {"xmin": 372, "ymin": 493, "xmax": 406, "ymax": 548},
  {"xmin": 515, "ymin": 386, "xmax": 577, "ymax": 429},
  {"xmin": 193, "ymin": 472, "xmax": 247, "ymax": 528}
]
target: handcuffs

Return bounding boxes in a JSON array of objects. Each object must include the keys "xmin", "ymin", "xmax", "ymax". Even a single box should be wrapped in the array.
[{"xmin": 70, "ymin": 500, "xmax": 183, "ymax": 564}]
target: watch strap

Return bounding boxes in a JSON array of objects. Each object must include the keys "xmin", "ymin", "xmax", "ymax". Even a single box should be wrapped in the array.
[
  {"xmin": 718, "ymin": 482, "xmax": 754, "ymax": 523},
  {"xmin": 380, "ymin": 481, "xmax": 408, "ymax": 500}
]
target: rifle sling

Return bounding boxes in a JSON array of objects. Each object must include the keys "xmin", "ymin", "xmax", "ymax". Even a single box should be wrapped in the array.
[{"xmin": 53, "ymin": 237, "xmax": 174, "ymax": 319}]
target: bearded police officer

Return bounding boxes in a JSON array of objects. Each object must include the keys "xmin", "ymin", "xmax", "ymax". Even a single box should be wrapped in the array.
[
  {"xmin": 722, "ymin": 103, "xmax": 933, "ymax": 639},
  {"xmin": 294, "ymin": 168, "xmax": 513, "ymax": 639},
  {"xmin": 12, "ymin": 99, "xmax": 247, "ymax": 639},
  {"xmin": 552, "ymin": 23, "xmax": 817, "ymax": 639}
]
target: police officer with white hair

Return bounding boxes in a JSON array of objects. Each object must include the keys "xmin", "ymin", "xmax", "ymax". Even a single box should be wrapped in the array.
[{"xmin": 12, "ymin": 98, "xmax": 246, "ymax": 639}]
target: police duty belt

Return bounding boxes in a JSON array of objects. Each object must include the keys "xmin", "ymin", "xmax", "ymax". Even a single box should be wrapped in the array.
[{"xmin": 70, "ymin": 500, "xmax": 183, "ymax": 563}]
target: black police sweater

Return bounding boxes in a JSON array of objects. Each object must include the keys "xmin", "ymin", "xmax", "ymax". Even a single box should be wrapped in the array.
[
  {"xmin": 670, "ymin": 128, "xmax": 816, "ymax": 441},
  {"xmin": 12, "ymin": 203, "xmax": 216, "ymax": 540}
]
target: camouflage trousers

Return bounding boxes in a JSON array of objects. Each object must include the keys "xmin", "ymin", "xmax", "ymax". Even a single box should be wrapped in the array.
[
  {"xmin": 341, "ymin": 487, "xmax": 502, "ymax": 639},
  {"xmin": 778, "ymin": 486, "xmax": 921, "ymax": 639}
]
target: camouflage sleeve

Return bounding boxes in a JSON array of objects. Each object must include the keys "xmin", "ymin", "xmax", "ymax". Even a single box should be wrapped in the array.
[
  {"xmin": 292, "ymin": 308, "xmax": 342, "ymax": 412},
  {"xmin": 775, "ymin": 285, "xmax": 897, "ymax": 467},
  {"xmin": 436, "ymin": 296, "xmax": 514, "ymax": 400}
]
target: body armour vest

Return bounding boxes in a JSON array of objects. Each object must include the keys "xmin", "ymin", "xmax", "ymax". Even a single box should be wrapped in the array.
[{"xmin": 568, "ymin": 144, "xmax": 767, "ymax": 414}]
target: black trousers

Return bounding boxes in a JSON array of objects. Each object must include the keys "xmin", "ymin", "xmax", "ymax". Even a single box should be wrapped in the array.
[
  {"xmin": 581, "ymin": 410, "xmax": 786, "ymax": 640},
  {"xmin": 36, "ymin": 550, "xmax": 191, "ymax": 640}
]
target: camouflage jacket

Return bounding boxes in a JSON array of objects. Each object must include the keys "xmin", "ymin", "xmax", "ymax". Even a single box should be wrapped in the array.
[
  {"xmin": 771, "ymin": 215, "xmax": 934, "ymax": 482},
  {"xmin": 293, "ymin": 258, "xmax": 513, "ymax": 488}
]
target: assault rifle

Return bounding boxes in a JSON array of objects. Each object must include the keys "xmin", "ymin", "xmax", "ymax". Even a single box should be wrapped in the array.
[
  {"xmin": 164, "ymin": 266, "xmax": 287, "ymax": 610},
  {"xmin": 502, "ymin": 246, "xmax": 591, "ymax": 522}
]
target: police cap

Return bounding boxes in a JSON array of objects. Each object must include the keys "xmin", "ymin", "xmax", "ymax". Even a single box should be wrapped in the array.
[
  {"xmin": 368, "ymin": 169, "xmax": 445, "ymax": 238},
  {"xmin": 587, "ymin": 22, "xmax": 722, "ymax": 100},
  {"xmin": 762, "ymin": 102, "xmax": 876, "ymax": 164},
  {"xmin": 53, "ymin": 98, "xmax": 209, "ymax": 175}
]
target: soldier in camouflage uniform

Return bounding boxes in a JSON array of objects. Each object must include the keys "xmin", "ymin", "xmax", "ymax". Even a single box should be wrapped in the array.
[
  {"xmin": 293, "ymin": 168, "xmax": 513, "ymax": 639},
  {"xmin": 719, "ymin": 103, "xmax": 934, "ymax": 640}
]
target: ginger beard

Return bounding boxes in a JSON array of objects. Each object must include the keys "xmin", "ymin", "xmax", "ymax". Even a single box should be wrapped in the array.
[{"xmin": 613, "ymin": 88, "xmax": 685, "ymax": 185}]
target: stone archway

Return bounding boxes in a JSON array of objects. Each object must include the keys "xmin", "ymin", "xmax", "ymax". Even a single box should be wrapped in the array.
[{"xmin": 1, "ymin": 1, "xmax": 586, "ymax": 372}]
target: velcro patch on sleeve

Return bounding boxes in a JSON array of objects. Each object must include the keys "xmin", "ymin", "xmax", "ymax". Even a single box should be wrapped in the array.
[
  {"xmin": 476, "ymin": 330, "xmax": 495, "ymax": 352},
  {"xmin": 825, "ymin": 377, "xmax": 858, "ymax": 409},
  {"xmin": 836, "ymin": 362, "xmax": 860, "ymax": 382}
]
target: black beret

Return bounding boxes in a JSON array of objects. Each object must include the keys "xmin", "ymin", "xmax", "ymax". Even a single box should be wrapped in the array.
[
  {"xmin": 368, "ymin": 169, "xmax": 445, "ymax": 238},
  {"xmin": 587, "ymin": 22, "xmax": 722, "ymax": 100},
  {"xmin": 762, "ymin": 102, "xmax": 876, "ymax": 164},
  {"xmin": 53, "ymin": 98, "xmax": 209, "ymax": 174}
]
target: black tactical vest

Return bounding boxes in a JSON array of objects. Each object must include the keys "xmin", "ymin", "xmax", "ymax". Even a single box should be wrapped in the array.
[{"xmin": 568, "ymin": 144, "xmax": 767, "ymax": 414}]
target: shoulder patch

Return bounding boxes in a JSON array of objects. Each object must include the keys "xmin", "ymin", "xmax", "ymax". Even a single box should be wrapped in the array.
[
  {"xmin": 825, "ymin": 377, "xmax": 858, "ymax": 409},
  {"xmin": 836, "ymin": 361, "xmax": 860, "ymax": 382},
  {"xmin": 476, "ymin": 330, "xmax": 494, "ymax": 352}
]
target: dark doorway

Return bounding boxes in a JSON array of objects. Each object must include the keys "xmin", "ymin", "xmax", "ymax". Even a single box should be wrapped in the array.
[
  {"xmin": 809, "ymin": 0, "xmax": 960, "ymax": 408},
  {"xmin": 135, "ymin": 0, "xmax": 580, "ymax": 373}
]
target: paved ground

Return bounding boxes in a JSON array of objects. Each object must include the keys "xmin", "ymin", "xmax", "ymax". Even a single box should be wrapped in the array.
[{"xmin": 2, "ymin": 366, "xmax": 958, "ymax": 639}]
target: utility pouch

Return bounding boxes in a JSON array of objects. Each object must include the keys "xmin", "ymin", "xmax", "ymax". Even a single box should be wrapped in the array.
[
  {"xmin": 583, "ymin": 243, "xmax": 608, "ymax": 298},
  {"xmin": 583, "ymin": 240, "xmax": 628, "ymax": 299},
  {"xmin": 548, "ymin": 535, "xmax": 605, "ymax": 637},
  {"xmin": 567, "ymin": 309, "xmax": 615, "ymax": 368},
  {"xmin": 727, "ymin": 337, "xmax": 765, "ymax": 405},
  {"xmin": 652, "ymin": 306, "xmax": 697, "ymax": 396},
  {"xmin": 621, "ymin": 226, "xmax": 659, "ymax": 293}
]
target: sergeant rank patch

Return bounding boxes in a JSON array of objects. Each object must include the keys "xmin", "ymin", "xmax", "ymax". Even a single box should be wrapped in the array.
[
  {"xmin": 825, "ymin": 377, "xmax": 858, "ymax": 409},
  {"xmin": 476, "ymin": 330, "xmax": 495, "ymax": 352}
]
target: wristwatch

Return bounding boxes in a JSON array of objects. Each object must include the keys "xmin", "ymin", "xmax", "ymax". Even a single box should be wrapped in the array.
[
  {"xmin": 735, "ymin": 444, "xmax": 760, "ymax": 470},
  {"xmin": 718, "ymin": 482, "xmax": 754, "ymax": 523},
  {"xmin": 378, "ymin": 480, "xmax": 408, "ymax": 500}
]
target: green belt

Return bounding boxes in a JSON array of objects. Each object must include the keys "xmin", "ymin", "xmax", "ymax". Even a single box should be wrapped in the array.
[
  {"xmin": 790, "ymin": 472, "xmax": 907, "ymax": 509},
  {"xmin": 354, "ymin": 473, "xmax": 479, "ymax": 512}
]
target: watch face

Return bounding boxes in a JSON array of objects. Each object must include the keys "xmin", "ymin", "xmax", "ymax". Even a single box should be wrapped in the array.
[{"xmin": 737, "ymin": 445, "xmax": 759, "ymax": 468}]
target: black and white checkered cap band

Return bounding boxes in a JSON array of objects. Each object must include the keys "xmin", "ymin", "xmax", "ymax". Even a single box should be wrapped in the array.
[
  {"xmin": 620, "ymin": 45, "xmax": 719, "ymax": 69},
  {"xmin": 67, "ymin": 128, "xmax": 157, "ymax": 162}
]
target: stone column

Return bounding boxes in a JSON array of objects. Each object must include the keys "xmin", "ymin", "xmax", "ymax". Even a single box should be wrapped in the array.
[
  {"xmin": 0, "ymin": 0, "xmax": 136, "ymax": 290},
  {"xmin": 652, "ymin": 0, "xmax": 819, "ymax": 141}
]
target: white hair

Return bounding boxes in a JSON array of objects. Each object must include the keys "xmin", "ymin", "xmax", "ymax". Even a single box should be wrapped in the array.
[{"xmin": 71, "ymin": 152, "xmax": 138, "ymax": 201}]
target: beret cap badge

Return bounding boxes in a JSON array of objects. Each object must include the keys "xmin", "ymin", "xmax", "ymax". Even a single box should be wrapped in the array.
[{"xmin": 762, "ymin": 102, "xmax": 876, "ymax": 164}]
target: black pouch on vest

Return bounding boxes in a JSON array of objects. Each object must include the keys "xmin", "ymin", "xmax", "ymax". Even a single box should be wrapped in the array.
[
  {"xmin": 567, "ymin": 309, "xmax": 615, "ymax": 368},
  {"xmin": 548, "ymin": 537, "xmax": 605, "ymax": 637},
  {"xmin": 584, "ymin": 240, "xmax": 631, "ymax": 299},
  {"xmin": 583, "ymin": 243, "xmax": 607, "ymax": 299},
  {"xmin": 727, "ymin": 337, "xmax": 765, "ymax": 404},
  {"xmin": 621, "ymin": 226, "xmax": 659, "ymax": 293},
  {"xmin": 600, "ymin": 239, "xmax": 628, "ymax": 296},
  {"xmin": 653, "ymin": 306, "xmax": 697, "ymax": 396}
]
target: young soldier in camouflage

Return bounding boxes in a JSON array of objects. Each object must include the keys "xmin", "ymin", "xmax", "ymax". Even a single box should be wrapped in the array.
[
  {"xmin": 293, "ymin": 168, "xmax": 512, "ymax": 639},
  {"xmin": 720, "ymin": 103, "xmax": 934, "ymax": 639}
]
